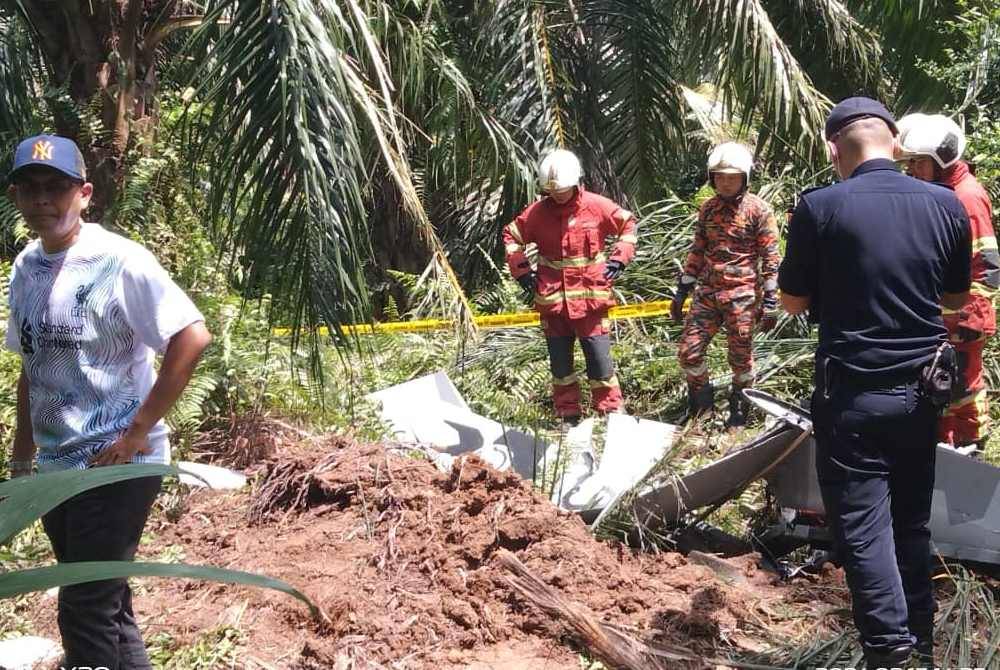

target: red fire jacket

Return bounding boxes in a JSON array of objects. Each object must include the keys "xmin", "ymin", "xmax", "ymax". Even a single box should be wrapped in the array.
[
  {"xmin": 941, "ymin": 161, "xmax": 998, "ymax": 337},
  {"xmin": 504, "ymin": 187, "xmax": 637, "ymax": 320}
]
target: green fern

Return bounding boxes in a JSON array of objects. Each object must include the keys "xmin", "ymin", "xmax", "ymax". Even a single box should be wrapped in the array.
[
  {"xmin": 0, "ymin": 197, "xmax": 26, "ymax": 255},
  {"xmin": 41, "ymin": 85, "xmax": 107, "ymax": 149},
  {"xmin": 167, "ymin": 367, "xmax": 220, "ymax": 434},
  {"xmin": 384, "ymin": 294, "xmax": 400, "ymax": 322}
]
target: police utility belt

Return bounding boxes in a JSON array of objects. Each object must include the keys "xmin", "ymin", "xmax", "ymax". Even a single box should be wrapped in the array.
[{"xmin": 817, "ymin": 342, "xmax": 958, "ymax": 410}]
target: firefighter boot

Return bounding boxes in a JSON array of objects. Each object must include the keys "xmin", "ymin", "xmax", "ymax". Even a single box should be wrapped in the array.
[
  {"xmin": 863, "ymin": 644, "xmax": 912, "ymax": 669},
  {"xmin": 725, "ymin": 388, "xmax": 750, "ymax": 428},
  {"xmin": 681, "ymin": 382, "xmax": 714, "ymax": 423}
]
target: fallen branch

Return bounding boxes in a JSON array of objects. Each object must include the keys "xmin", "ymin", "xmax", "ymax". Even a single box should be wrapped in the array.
[{"xmin": 496, "ymin": 549, "xmax": 669, "ymax": 670}]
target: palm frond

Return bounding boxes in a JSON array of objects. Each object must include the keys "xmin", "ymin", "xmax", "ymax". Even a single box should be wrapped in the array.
[
  {"xmin": 790, "ymin": 0, "xmax": 883, "ymax": 68},
  {"xmin": 847, "ymin": 0, "xmax": 958, "ymax": 109},
  {"xmin": 181, "ymin": 0, "xmax": 376, "ymax": 350},
  {"xmin": 474, "ymin": 0, "xmax": 574, "ymax": 153},
  {"xmin": 583, "ymin": 0, "xmax": 687, "ymax": 201},
  {"xmin": 683, "ymin": 0, "xmax": 832, "ymax": 160},
  {"xmin": 0, "ymin": 7, "xmax": 37, "ymax": 145},
  {"xmin": 756, "ymin": 0, "xmax": 883, "ymax": 101}
]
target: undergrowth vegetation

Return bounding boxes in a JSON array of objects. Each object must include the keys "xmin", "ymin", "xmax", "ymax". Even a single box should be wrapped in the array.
[{"xmin": 2, "ymin": 2, "xmax": 1000, "ymax": 666}]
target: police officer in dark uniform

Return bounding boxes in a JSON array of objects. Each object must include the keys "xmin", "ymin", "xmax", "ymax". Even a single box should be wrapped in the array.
[{"xmin": 778, "ymin": 97, "xmax": 971, "ymax": 669}]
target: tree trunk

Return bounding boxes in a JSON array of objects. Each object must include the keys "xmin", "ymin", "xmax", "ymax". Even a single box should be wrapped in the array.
[
  {"xmin": 8, "ymin": 0, "xmax": 177, "ymax": 222},
  {"xmin": 368, "ymin": 179, "xmax": 435, "ymax": 317}
]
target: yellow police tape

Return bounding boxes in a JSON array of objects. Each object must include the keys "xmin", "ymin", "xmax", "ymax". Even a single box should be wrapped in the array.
[{"xmin": 273, "ymin": 299, "xmax": 677, "ymax": 337}]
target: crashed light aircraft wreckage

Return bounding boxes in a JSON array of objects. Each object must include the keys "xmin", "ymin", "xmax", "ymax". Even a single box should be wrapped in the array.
[{"xmin": 372, "ymin": 374, "xmax": 1000, "ymax": 568}]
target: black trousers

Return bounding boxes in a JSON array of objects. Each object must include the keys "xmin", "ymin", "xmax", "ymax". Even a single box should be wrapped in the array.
[
  {"xmin": 812, "ymin": 371, "xmax": 937, "ymax": 655},
  {"xmin": 41, "ymin": 475, "xmax": 162, "ymax": 670}
]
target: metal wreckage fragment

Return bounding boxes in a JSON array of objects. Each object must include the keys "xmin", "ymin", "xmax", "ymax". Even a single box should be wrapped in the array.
[
  {"xmin": 634, "ymin": 389, "xmax": 1000, "ymax": 567},
  {"xmin": 372, "ymin": 374, "xmax": 1000, "ymax": 567}
]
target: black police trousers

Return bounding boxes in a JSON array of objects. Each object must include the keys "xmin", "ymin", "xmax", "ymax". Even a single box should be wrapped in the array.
[
  {"xmin": 42, "ymin": 475, "xmax": 163, "ymax": 670},
  {"xmin": 812, "ymin": 367, "xmax": 937, "ymax": 655}
]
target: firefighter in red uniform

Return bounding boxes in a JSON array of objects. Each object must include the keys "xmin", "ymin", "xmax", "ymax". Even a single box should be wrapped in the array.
[
  {"xmin": 898, "ymin": 114, "xmax": 999, "ymax": 454},
  {"xmin": 503, "ymin": 149, "xmax": 638, "ymax": 424},
  {"xmin": 671, "ymin": 142, "xmax": 781, "ymax": 427}
]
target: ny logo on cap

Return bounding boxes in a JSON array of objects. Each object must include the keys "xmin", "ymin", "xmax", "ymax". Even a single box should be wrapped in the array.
[{"xmin": 32, "ymin": 140, "xmax": 54, "ymax": 161}]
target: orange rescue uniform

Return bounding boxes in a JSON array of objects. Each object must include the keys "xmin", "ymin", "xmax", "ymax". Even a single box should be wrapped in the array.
[
  {"xmin": 939, "ymin": 161, "xmax": 998, "ymax": 446},
  {"xmin": 504, "ymin": 187, "xmax": 637, "ymax": 416}
]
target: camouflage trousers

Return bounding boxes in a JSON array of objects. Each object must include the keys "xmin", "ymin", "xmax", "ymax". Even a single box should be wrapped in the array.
[{"xmin": 678, "ymin": 288, "xmax": 756, "ymax": 392}]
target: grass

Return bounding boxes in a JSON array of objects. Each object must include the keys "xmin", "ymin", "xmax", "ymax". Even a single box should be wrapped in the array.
[
  {"xmin": 728, "ymin": 563, "xmax": 1000, "ymax": 669},
  {"xmin": 0, "ymin": 522, "xmax": 51, "ymax": 641},
  {"xmin": 147, "ymin": 625, "xmax": 245, "ymax": 670}
]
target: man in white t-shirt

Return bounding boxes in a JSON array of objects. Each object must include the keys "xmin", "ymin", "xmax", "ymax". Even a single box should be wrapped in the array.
[{"xmin": 5, "ymin": 134, "xmax": 211, "ymax": 669}]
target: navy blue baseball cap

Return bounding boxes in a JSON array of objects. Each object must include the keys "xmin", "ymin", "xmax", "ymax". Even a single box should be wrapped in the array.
[
  {"xmin": 9, "ymin": 134, "xmax": 87, "ymax": 182},
  {"xmin": 824, "ymin": 97, "xmax": 898, "ymax": 141}
]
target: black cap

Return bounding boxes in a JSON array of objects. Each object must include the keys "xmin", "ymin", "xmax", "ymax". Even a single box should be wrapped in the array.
[{"xmin": 824, "ymin": 97, "xmax": 898, "ymax": 141}]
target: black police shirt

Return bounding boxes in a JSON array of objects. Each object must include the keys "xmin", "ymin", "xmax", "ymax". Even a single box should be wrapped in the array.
[{"xmin": 779, "ymin": 158, "xmax": 972, "ymax": 375}]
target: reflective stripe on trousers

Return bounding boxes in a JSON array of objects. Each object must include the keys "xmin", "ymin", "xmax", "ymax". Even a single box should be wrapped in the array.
[{"xmin": 543, "ymin": 312, "xmax": 622, "ymax": 416}]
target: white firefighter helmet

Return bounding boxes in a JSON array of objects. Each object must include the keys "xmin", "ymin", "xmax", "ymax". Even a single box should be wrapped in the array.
[
  {"xmin": 707, "ymin": 142, "xmax": 753, "ymax": 179},
  {"xmin": 897, "ymin": 114, "xmax": 965, "ymax": 169},
  {"xmin": 894, "ymin": 113, "xmax": 930, "ymax": 161},
  {"xmin": 537, "ymin": 149, "xmax": 582, "ymax": 192},
  {"xmin": 896, "ymin": 113, "xmax": 930, "ymax": 142}
]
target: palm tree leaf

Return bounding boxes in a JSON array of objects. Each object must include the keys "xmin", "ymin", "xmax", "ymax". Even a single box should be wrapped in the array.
[
  {"xmin": 180, "ymin": 0, "xmax": 375, "ymax": 351},
  {"xmin": 683, "ymin": 0, "xmax": 832, "ymax": 159},
  {"xmin": 582, "ymin": 0, "xmax": 688, "ymax": 201},
  {"xmin": 846, "ymin": 0, "xmax": 956, "ymax": 109},
  {"xmin": 0, "ymin": 561, "xmax": 318, "ymax": 618},
  {"xmin": 178, "ymin": 0, "xmax": 497, "ymax": 345},
  {"xmin": 0, "ymin": 5, "xmax": 37, "ymax": 144},
  {"xmin": 790, "ymin": 0, "xmax": 882, "ymax": 66},
  {"xmin": 0, "ymin": 464, "xmax": 188, "ymax": 546},
  {"xmin": 474, "ymin": 0, "xmax": 575, "ymax": 152},
  {"xmin": 759, "ymin": 0, "xmax": 884, "ymax": 102}
]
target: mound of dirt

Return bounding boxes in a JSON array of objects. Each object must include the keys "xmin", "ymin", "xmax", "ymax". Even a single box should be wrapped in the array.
[{"xmin": 28, "ymin": 436, "xmax": 848, "ymax": 668}]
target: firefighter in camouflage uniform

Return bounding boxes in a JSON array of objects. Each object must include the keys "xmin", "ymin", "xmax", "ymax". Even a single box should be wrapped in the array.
[
  {"xmin": 504, "ymin": 149, "xmax": 638, "ymax": 424},
  {"xmin": 671, "ymin": 142, "xmax": 781, "ymax": 427},
  {"xmin": 898, "ymin": 113, "xmax": 999, "ymax": 454}
]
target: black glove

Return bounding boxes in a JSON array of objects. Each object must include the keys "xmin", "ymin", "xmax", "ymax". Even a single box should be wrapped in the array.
[
  {"xmin": 759, "ymin": 293, "xmax": 779, "ymax": 332},
  {"xmin": 603, "ymin": 259, "xmax": 625, "ymax": 281},
  {"xmin": 516, "ymin": 272, "xmax": 537, "ymax": 301},
  {"xmin": 671, "ymin": 279, "xmax": 695, "ymax": 323}
]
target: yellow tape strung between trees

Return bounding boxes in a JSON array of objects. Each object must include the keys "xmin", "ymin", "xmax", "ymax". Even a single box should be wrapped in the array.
[{"xmin": 273, "ymin": 299, "xmax": 679, "ymax": 337}]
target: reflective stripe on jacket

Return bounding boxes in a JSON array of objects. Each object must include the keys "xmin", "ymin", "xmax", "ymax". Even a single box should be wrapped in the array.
[
  {"xmin": 503, "ymin": 187, "xmax": 637, "ymax": 319},
  {"xmin": 941, "ymin": 161, "xmax": 998, "ymax": 337}
]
